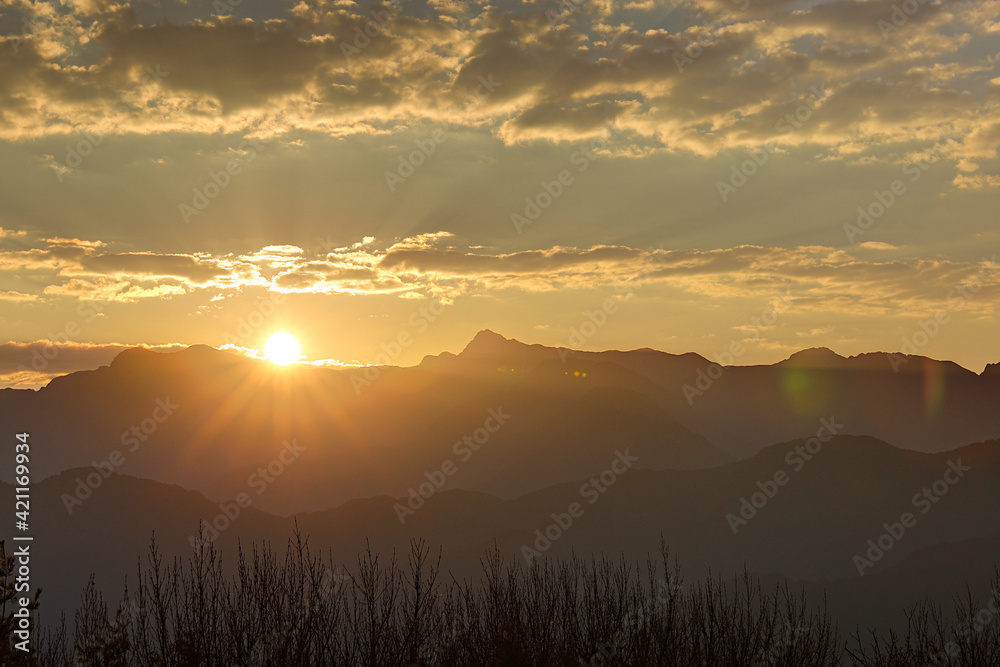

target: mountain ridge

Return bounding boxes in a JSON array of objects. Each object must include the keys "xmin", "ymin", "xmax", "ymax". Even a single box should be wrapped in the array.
[
  {"xmin": 3, "ymin": 332, "xmax": 1000, "ymax": 515},
  {"xmin": 5, "ymin": 332, "xmax": 996, "ymax": 393},
  {"xmin": 10, "ymin": 433, "xmax": 999, "ymax": 631}
]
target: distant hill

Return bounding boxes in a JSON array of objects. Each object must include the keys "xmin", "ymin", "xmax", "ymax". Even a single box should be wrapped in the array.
[
  {"xmin": 7, "ymin": 434, "xmax": 998, "ymax": 631},
  {"xmin": 2, "ymin": 332, "xmax": 999, "ymax": 515}
]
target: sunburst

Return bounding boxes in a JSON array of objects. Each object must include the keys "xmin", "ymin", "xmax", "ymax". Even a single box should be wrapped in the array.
[{"xmin": 264, "ymin": 332, "xmax": 302, "ymax": 365}]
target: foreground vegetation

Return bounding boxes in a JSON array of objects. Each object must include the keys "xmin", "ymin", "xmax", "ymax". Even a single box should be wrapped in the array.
[{"xmin": 2, "ymin": 533, "xmax": 998, "ymax": 666}]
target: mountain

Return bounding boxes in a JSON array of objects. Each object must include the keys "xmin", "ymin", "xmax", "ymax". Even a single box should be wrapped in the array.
[
  {"xmin": 0, "ymin": 334, "xmax": 730, "ymax": 514},
  {"xmin": 8, "ymin": 434, "xmax": 998, "ymax": 633},
  {"xmin": 2, "ymin": 332, "xmax": 999, "ymax": 515},
  {"xmin": 428, "ymin": 332, "xmax": 1000, "ymax": 457}
]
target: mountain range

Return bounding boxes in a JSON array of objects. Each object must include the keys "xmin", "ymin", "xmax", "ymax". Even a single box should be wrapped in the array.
[
  {"xmin": 1, "ymin": 331, "xmax": 998, "ymax": 632},
  {"xmin": 4, "ymin": 330, "xmax": 1000, "ymax": 513}
]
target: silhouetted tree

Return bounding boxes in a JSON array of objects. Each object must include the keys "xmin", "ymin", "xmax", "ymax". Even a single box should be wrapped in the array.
[{"xmin": 25, "ymin": 532, "xmax": 1000, "ymax": 666}]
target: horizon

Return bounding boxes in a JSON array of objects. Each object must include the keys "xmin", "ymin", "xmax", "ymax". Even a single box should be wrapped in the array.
[
  {"xmin": 3, "ymin": 258, "xmax": 999, "ymax": 386},
  {"xmin": 4, "ymin": 329, "xmax": 999, "ymax": 391}
]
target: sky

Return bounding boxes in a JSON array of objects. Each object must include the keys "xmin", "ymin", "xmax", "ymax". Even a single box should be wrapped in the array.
[{"xmin": 0, "ymin": 0, "xmax": 999, "ymax": 388}]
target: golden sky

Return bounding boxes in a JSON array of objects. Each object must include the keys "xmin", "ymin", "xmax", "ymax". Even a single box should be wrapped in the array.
[{"xmin": 1, "ymin": 0, "xmax": 999, "ymax": 388}]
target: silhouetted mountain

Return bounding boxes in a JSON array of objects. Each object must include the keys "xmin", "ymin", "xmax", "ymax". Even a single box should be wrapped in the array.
[
  {"xmin": 7, "ymin": 434, "xmax": 998, "ymax": 633},
  {"xmin": 3, "ymin": 333, "xmax": 999, "ymax": 516},
  {"xmin": 811, "ymin": 528, "xmax": 1000, "ymax": 634},
  {"xmin": 778, "ymin": 346, "xmax": 848, "ymax": 369},
  {"xmin": 1, "ymin": 338, "xmax": 731, "ymax": 513}
]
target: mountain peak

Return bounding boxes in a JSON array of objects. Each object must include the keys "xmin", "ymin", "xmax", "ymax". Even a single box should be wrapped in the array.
[
  {"xmin": 460, "ymin": 329, "xmax": 517, "ymax": 356},
  {"xmin": 468, "ymin": 328, "xmax": 509, "ymax": 345},
  {"xmin": 452, "ymin": 330, "xmax": 567, "ymax": 370},
  {"xmin": 108, "ymin": 346, "xmax": 159, "ymax": 368},
  {"xmin": 779, "ymin": 347, "xmax": 846, "ymax": 368},
  {"xmin": 110, "ymin": 344, "xmax": 227, "ymax": 367},
  {"xmin": 105, "ymin": 345, "xmax": 244, "ymax": 381}
]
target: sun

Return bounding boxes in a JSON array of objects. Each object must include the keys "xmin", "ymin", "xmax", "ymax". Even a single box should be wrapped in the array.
[{"xmin": 264, "ymin": 332, "xmax": 302, "ymax": 365}]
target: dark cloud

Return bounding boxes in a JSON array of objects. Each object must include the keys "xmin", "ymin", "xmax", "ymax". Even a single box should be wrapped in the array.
[
  {"xmin": 79, "ymin": 253, "xmax": 229, "ymax": 283},
  {"xmin": 0, "ymin": 0, "xmax": 993, "ymax": 181},
  {"xmin": 99, "ymin": 19, "xmax": 327, "ymax": 113},
  {"xmin": 0, "ymin": 341, "xmax": 187, "ymax": 389}
]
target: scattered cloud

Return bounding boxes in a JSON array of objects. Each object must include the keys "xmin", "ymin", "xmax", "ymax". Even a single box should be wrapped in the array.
[
  {"xmin": 1, "ymin": 0, "xmax": 997, "ymax": 183},
  {"xmin": 859, "ymin": 241, "xmax": 901, "ymax": 251},
  {"xmin": 1, "ymin": 230, "xmax": 997, "ymax": 319}
]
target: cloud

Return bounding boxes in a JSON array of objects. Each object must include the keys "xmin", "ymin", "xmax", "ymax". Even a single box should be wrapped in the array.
[
  {"xmin": 3, "ymin": 230, "xmax": 997, "ymax": 319},
  {"xmin": 0, "ymin": 245, "xmax": 92, "ymax": 272},
  {"xmin": 859, "ymin": 241, "xmax": 900, "ymax": 251},
  {"xmin": 98, "ymin": 19, "xmax": 326, "ymax": 114},
  {"xmin": 953, "ymin": 172, "xmax": 1000, "ymax": 190},
  {"xmin": 379, "ymin": 244, "xmax": 644, "ymax": 275},
  {"xmin": 0, "ymin": 340, "xmax": 188, "ymax": 389},
  {"xmin": 1, "ymin": 0, "xmax": 996, "ymax": 183},
  {"xmin": 0, "ymin": 291, "xmax": 38, "ymax": 302},
  {"xmin": 79, "ymin": 252, "xmax": 230, "ymax": 283}
]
